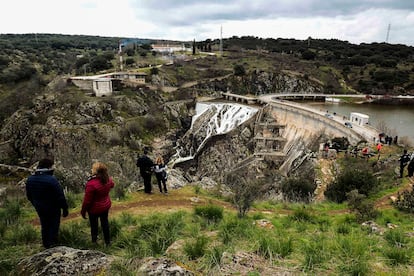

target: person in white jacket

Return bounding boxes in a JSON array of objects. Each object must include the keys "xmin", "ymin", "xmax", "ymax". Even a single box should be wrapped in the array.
[{"xmin": 154, "ymin": 156, "xmax": 168, "ymax": 194}]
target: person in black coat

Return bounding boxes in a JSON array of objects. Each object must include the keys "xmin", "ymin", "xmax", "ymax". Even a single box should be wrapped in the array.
[
  {"xmin": 407, "ymin": 154, "xmax": 414, "ymax": 178},
  {"xmin": 399, "ymin": 150, "xmax": 411, "ymax": 178},
  {"xmin": 136, "ymin": 149, "xmax": 154, "ymax": 194},
  {"xmin": 26, "ymin": 158, "xmax": 69, "ymax": 248}
]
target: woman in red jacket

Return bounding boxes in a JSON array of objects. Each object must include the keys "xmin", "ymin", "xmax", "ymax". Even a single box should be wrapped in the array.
[{"xmin": 81, "ymin": 162, "xmax": 115, "ymax": 245}]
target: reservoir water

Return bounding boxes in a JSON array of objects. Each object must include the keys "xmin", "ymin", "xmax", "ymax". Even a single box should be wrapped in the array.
[{"xmin": 303, "ymin": 102, "xmax": 414, "ymax": 144}]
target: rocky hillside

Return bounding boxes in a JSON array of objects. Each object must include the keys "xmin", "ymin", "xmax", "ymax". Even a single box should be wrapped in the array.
[
  {"xmin": 0, "ymin": 78, "xmax": 194, "ymax": 191},
  {"xmin": 4, "ymin": 33, "xmax": 403, "ymax": 193}
]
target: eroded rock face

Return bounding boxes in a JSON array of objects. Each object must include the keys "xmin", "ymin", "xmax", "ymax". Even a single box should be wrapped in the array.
[{"xmin": 16, "ymin": 246, "xmax": 113, "ymax": 276}]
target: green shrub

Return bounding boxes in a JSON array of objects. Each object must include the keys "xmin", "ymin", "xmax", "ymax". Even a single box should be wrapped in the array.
[
  {"xmin": 194, "ymin": 184, "xmax": 201, "ymax": 194},
  {"xmin": 109, "ymin": 219, "xmax": 121, "ymax": 240},
  {"xmin": 59, "ymin": 222, "xmax": 89, "ymax": 248},
  {"xmin": 346, "ymin": 190, "xmax": 378, "ymax": 223},
  {"xmin": 109, "ymin": 260, "xmax": 135, "ymax": 276},
  {"xmin": 325, "ymin": 159, "xmax": 378, "ymax": 203},
  {"xmin": 194, "ymin": 205, "xmax": 223, "ymax": 224},
  {"xmin": 338, "ymin": 258, "xmax": 370, "ymax": 276},
  {"xmin": 384, "ymin": 230, "xmax": 409, "ymax": 248},
  {"xmin": 119, "ymin": 212, "xmax": 137, "ymax": 226},
  {"xmin": 8, "ymin": 224, "xmax": 38, "ymax": 245},
  {"xmin": 183, "ymin": 235, "xmax": 208, "ymax": 260},
  {"xmin": 336, "ymin": 223, "xmax": 351, "ymax": 235},
  {"xmin": 0, "ymin": 220, "xmax": 6, "ymax": 238},
  {"xmin": 289, "ymin": 208, "xmax": 316, "ymax": 223},
  {"xmin": 281, "ymin": 176, "xmax": 316, "ymax": 202},
  {"xmin": 1, "ymin": 199, "xmax": 22, "ymax": 225},
  {"xmin": 203, "ymin": 245, "xmax": 225, "ymax": 270},
  {"xmin": 219, "ymin": 216, "xmax": 253, "ymax": 245},
  {"xmin": 118, "ymin": 212, "xmax": 185, "ymax": 258},
  {"xmin": 65, "ymin": 190, "xmax": 80, "ymax": 209},
  {"xmin": 383, "ymin": 246, "xmax": 411, "ymax": 265},
  {"xmin": 336, "ymin": 234, "xmax": 370, "ymax": 275},
  {"xmin": 256, "ymin": 232, "xmax": 293, "ymax": 259},
  {"xmin": 302, "ymin": 235, "xmax": 328, "ymax": 270}
]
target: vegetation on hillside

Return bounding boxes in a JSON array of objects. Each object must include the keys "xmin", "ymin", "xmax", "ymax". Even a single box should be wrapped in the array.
[{"xmin": 1, "ymin": 33, "xmax": 414, "ymax": 274}]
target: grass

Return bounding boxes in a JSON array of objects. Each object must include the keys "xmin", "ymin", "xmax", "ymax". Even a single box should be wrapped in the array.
[{"xmin": 2, "ymin": 156, "xmax": 414, "ymax": 275}]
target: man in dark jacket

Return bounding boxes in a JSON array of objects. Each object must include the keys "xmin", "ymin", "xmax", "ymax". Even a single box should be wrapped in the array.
[
  {"xmin": 399, "ymin": 150, "xmax": 411, "ymax": 178},
  {"xmin": 26, "ymin": 158, "xmax": 68, "ymax": 248},
  {"xmin": 136, "ymin": 149, "xmax": 154, "ymax": 194},
  {"xmin": 407, "ymin": 154, "xmax": 414, "ymax": 178}
]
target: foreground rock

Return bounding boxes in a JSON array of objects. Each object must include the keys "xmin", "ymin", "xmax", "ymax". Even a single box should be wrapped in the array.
[
  {"xmin": 16, "ymin": 246, "xmax": 113, "ymax": 276},
  {"xmin": 138, "ymin": 257, "xmax": 194, "ymax": 275}
]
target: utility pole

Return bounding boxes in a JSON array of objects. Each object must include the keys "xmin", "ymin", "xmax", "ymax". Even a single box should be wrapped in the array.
[
  {"xmin": 385, "ymin": 23, "xmax": 391, "ymax": 43},
  {"xmin": 118, "ymin": 40, "xmax": 123, "ymax": 71},
  {"xmin": 219, "ymin": 25, "xmax": 223, "ymax": 57}
]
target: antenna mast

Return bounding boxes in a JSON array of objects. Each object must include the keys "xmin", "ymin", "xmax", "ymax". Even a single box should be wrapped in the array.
[{"xmin": 385, "ymin": 23, "xmax": 391, "ymax": 43}]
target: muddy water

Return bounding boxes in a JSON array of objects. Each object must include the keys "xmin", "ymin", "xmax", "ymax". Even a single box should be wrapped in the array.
[{"xmin": 304, "ymin": 102, "xmax": 414, "ymax": 144}]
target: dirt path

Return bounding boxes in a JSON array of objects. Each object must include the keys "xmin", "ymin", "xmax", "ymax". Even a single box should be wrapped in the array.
[
  {"xmin": 375, "ymin": 177, "xmax": 413, "ymax": 209},
  {"xmin": 31, "ymin": 191, "xmax": 235, "ymax": 225},
  {"xmin": 30, "ymin": 176, "xmax": 414, "ymax": 226}
]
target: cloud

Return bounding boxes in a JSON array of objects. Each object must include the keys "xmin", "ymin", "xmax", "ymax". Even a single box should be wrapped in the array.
[
  {"xmin": 0, "ymin": 0, "xmax": 413, "ymax": 46},
  {"xmin": 131, "ymin": 0, "xmax": 414, "ymax": 26}
]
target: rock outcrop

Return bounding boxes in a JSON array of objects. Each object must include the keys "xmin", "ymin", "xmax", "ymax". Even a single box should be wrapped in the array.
[{"xmin": 16, "ymin": 246, "xmax": 113, "ymax": 276}]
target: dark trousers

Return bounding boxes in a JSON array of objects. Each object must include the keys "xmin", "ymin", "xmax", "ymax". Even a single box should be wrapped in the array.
[
  {"xmin": 400, "ymin": 165, "xmax": 407, "ymax": 178},
  {"xmin": 88, "ymin": 210, "xmax": 110, "ymax": 245},
  {"xmin": 37, "ymin": 208, "xmax": 61, "ymax": 248},
  {"xmin": 156, "ymin": 173, "xmax": 168, "ymax": 193},
  {"xmin": 408, "ymin": 164, "xmax": 414, "ymax": 177},
  {"xmin": 141, "ymin": 172, "xmax": 152, "ymax": 193}
]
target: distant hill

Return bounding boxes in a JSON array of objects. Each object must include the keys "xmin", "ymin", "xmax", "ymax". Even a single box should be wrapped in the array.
[{"xmin": 0, "ymin": 34, "xmax": 414, "ymax": 95}]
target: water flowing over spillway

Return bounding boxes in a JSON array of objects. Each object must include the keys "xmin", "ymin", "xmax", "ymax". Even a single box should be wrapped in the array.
[{"xmin": 172, "ymin": 102, "xmax": 258, "ymax": 165}]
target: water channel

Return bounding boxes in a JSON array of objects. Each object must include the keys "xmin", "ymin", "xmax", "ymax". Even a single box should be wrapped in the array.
[{"xmin": 303, "ymin": 102, "xmax": 414, "ymax": 144}]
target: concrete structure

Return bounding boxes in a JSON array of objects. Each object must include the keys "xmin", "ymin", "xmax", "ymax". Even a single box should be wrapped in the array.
[
  {"xmin": 112, "ymin": 72, "xmax": 146, "ymax": 84},
  {"xmin": 93, "ymin": 78, "xmax": 113, "ymax": 97},
  {"xmin": 70, "ymin": 72, "xmax": 146, "ymax": 96},
  {"xmin": 151, "ymin": 44, "xmax": 187, "ymax": 53},
  {"xmin": 350, "ymin": 112, "xmax": 369, "ymax": 126}
]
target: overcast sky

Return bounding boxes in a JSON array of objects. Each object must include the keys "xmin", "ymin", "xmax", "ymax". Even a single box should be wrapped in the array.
[{"xmin": 1, "ymin": 0, "xmax": 413, "ymax": 46}]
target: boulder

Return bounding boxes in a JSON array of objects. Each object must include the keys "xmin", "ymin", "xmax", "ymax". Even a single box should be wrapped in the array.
[
  {"xmin": 16, "ymin": 246, "xmax": 113, "ymax": 276},
  {"xmin": 138, "ymin": 257, "xmax": 194, "ymax": 275}
]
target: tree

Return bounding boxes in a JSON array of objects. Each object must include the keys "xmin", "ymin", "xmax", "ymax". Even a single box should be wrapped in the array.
[
  {"xmin": 125, "ymin": 48, "xmax": 135, "ymax": 56},
  {"xmin": 233, "ymin": 64, "xmax": 246, "ymax": 76},
  {"xmin": 301, "ymin": 50, "xmax": 316, "ymax": 60},
  {"xmin": 225, "ymin": 171, "xmax": 264, "ymax": 217},
  {"xmin": 125, "ymin": 58, "xmax": 135, "ymax": 66},
  {"xmin": 150, "ymin": 67, "xmax": 159, "ymax": 75},
  {"xmin": 192, "ymin": 39, "xmax": 196, "ymax": 55},
  {"xmin": 90, "ymin": 55, "xmax": 111, "ymax": 72}
]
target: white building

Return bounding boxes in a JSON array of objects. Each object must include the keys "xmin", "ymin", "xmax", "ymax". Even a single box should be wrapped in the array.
[
  {"xmin": 350, "ymin": 112, "xmax": 369, "ymax": 126},
  {"xmin": 93, "ymin": 78, "xmax": 113, "ymax": 97}
]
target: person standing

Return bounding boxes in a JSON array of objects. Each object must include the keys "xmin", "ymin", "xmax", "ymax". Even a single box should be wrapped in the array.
[
  {"xmin": 407, "ymin": 154, "xmax": 414, "ymax": 178},
  {"xmin": 81, "ymin": 162, "xmax": 115, "ymax": 246},
  {"xmin": 136, "ymin": 149, "xmax": 154, "ymax": 194},
  {"xmin": 26, "ymin": 158, "xmax": 69, "ymax": 248},
  {"xmin": 154, "ymin": 156, "xmax": 168, "ymax": 194},
  {"xmin": 399, "ymin": 149, "xmax": 411, "ymax": 178}
]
